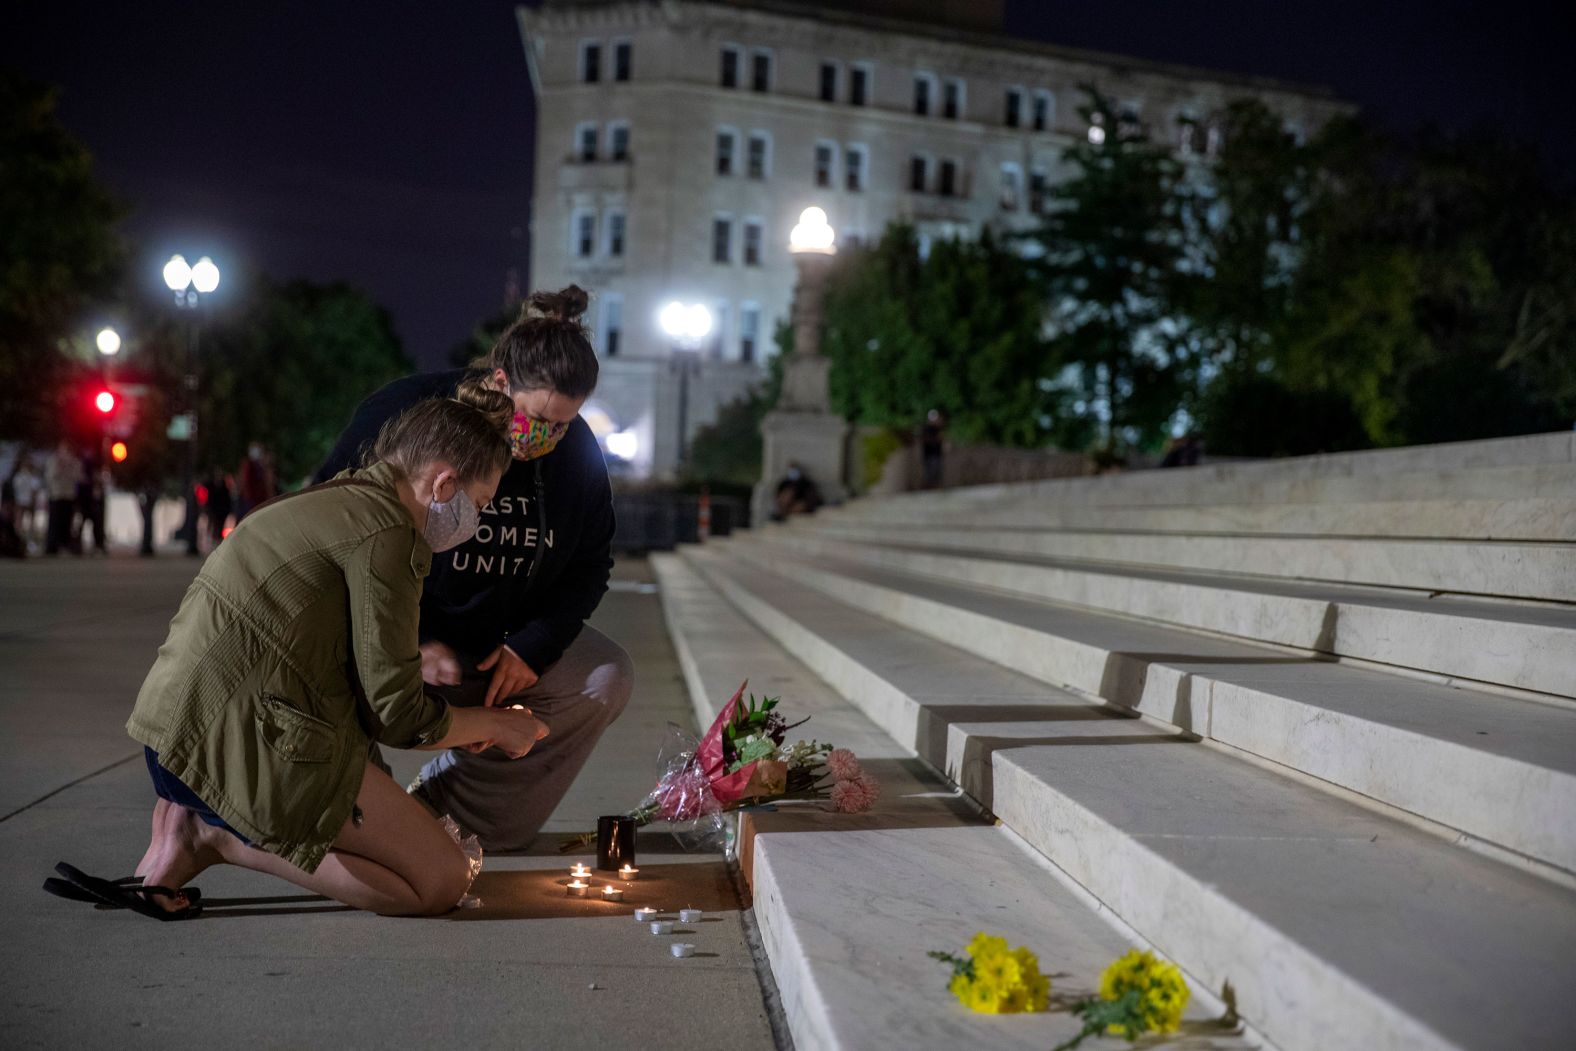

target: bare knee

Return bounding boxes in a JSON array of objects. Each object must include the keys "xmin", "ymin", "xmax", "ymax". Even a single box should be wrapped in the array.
[{"xmin": 407, "ymin": 839, "xmax": 472, "ymax": 917}]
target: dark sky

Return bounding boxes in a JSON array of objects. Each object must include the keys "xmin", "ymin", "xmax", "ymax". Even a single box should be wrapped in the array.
[{"xmin": 4, "ymin": 1, "xmax": 1569, "ymax": 370}]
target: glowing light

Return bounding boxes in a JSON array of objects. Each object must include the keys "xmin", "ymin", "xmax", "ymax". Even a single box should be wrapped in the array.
[
  {"xmin": 1088, "ymin": 124, "xmax": 1106, "ymax": 145},
  {"xmin": 789, "ymin": 206, "xmax": 835, "ymax": 254},
  {"xmin": 96, "ymin": 327, "xmax": 121, "ymax": 356},
  {"xmin": 190, "ymin": 256, "xmax": 220, "ymax": 294},
  {"xmin": 163, "ymin": 255, "xmax": 192, "ymax": 291},
  {"xmin": 94, "ymin": 390, "xmax": 116, "ymax": 414},
  {"xmin": 110, "ymin": 441, "xmax": 128, "ymax": 462},
  {"xmin": 658, "ymin": 301, "xmax": 713, "ymax": 342},
  {"xmin": 605, "ymin": 429, "xmax": 639, "ymax": 461}
]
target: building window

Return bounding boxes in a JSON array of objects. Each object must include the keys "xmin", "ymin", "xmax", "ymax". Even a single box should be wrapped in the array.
[
  {"xmin": 608, "ymin": 122, "xmax": 629, "ymax": 162},
  {"xmin": 613, "ymin": 40, "xmax": 632, "ymax": 82},
  {"xmin": 751, "ymin": 49, "xmax": 772, "ymax": 92},
  {"xmin": 939, "ymin": 158, "xmax": 958, "ymax": 197},
  {"xmin": 1029, "ymin": 168, "xmax": 1049, "ymax": 213},
  {"xmin": 1206, "ymin": 123, "xmax": 1224, "ymax": 157},
  {"xmin": 580, "ymin": 41, "xmax": 601, "ymax": 83},
  {"xmin": 743, "ymin": 219, "xmax": 763, "ymax": 266},
  {"xmin": 720, "ymin": 46, "xmax": 740, "ymax": 88},
  {"xmin": 747, "ymin": 131, "xmax": 770, "ymax": 179},
  {"xmin": 1177, "ymin": 114, "xmax": 1206, "ymax": 156},
  {"xmin": 573, "ymin": 211, "xmax": 596, "ymax": 258},
  {"xmin": 943, "ymin": 78, "xmax": 963, "ymax": 120},
  {"xmin": 913, "ymin": 73, "xmax": 933, "ymax": 116},
  {"xmin": 909, "ymin": 154, "xmax": 929, "ymax": 193},
  {"xmin": 575, "ymin": 122, "xmax": 597, "ymax": 162},
  {"xmin": 1033, "ymin": 90, "xmax": 1054, "ymax": 131},
  {"xmin": 850, "ymin": 63, "xmax": 870, "ymax": 106},
  {"xmin": 739, "ymin": 302, "xmax": 761, "ymax": 363},
  {"xmin": 845, "ymin": 144, "xmax": 867, "ymax": 192},
  {"xmin": 819, "ymin": 62, "xmax": 838, "ymax": 103},
  {"xmin": 710, "ymin": 301, "xmax": 730, "ymax": 359},
  {"xmin": 814, "ymin": 141, "xmax": 836, "ymax": 189},
  {"xmin": 999, "ymin": 164, "xmax": 1021, "ymax": 210},
  {"xmin": 715, "ymin": 128, "xmax": 737, "ymax": 175},
  {"xmin": 602, "ymin": 294, "xmax": 624, "ymax": 357},
  {"xmin": 712, "ymin": 216, "xmax": 733, "ymax": 264},
  {"xmin": 606, "ymin": 211, "xmax": 626, "ymax": 257},
  {"xmin": 1005, "ymin": 88, "xmax": 1022, "ymax": 128}
]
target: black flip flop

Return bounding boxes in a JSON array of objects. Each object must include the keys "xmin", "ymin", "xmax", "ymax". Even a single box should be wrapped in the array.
[
  {"xmin": 43, "ymin": 874, "xmax": 201, "ymax": 907},
  {"xmin": 52, "ymin": 862, "xmax": 202, "ymax": 921}
]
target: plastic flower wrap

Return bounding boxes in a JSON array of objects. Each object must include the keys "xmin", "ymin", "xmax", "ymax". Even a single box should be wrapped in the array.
[
  {"xmin": 438, "ymin": 814, "xmax": 485, "ymax": 908},
  {"xmin": 561, "ymin": 680, "xmax": 878, "ymax": 853},
  {"xmin": 930, "ymin": 932, "xmax": 1051, "ymax": 1014}
]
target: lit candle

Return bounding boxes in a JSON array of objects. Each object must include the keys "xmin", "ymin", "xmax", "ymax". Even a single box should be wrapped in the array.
[
  {"xmin": 634, "ymin": 907, "xmax": 657, "ymax": 922},
  {"xmin": 670, "ymin": 943, "xmax": 695, "ymax": 958},
  {"xmin": 566, "ymin": 880, "xmax": 588, "ymax": 898},
  {"xmin": 649, "ymin": 920, "xmax": 674, "ymax": 935},
  {"xmin": 602, "ymin": 885, "xmax": 624, "ymax": 902},
  {"xmin": 619, "ymin": 864, "xmax": 639, "ymax": 881},
  {"xmin": 569, "ymin": 863, "xmax": 591, "ymax": 879},
  {"xmin": 678, "ymin": 908, "xmax": 703, "ymax": 924}
]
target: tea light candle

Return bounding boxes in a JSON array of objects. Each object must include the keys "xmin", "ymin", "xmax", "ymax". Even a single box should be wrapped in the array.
[
  {"xmin": 601, "ymin": 885, "xmax": 624, "ymax": 902},
  {"xmin": 678, "ymin": 908, "xmax": 703, "ymax": 924},
  {"xmin": 671, "ymin": 943, "xmax": 695, "ymax": 958},
  {"xmin": 619, "ymin": 864, "xmax": 639, "ymax": 881},
  {"xmin": 634, "ymin": 907, "xmax": 657, "ymax": 922},
  {"xmin": 569, "ymin": 863, "xmax": 591, "ymax": 879},
  {"xmin": 649, "ymin": 920, "xmax": 674, "ymax": 935},
  {"xmin": 566, "ymin": 880, "xmax": 588, "ymax": 898}
]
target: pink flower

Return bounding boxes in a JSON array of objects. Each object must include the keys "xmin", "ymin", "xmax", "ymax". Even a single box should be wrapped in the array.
[
  {"xmin": 826, "ymin": 748, "xmax": 863, "ymax": 782},
  {"xmin": 829, "ymin": 774, "xmax": 879, "ymax": 813}
]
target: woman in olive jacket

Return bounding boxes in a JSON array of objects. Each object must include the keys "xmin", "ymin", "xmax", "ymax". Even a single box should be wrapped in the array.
[{"xmin": 82, "ymin": 389, "xmax": 548, "ymax": 919}]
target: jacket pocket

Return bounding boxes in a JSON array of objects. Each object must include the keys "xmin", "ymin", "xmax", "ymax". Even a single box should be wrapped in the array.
[{"xmin": 257, "ymin": 695, "xmax": 336, "ymax": 763}]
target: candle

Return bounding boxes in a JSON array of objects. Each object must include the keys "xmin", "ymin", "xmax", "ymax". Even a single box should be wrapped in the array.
[
  {"xmin": 566, "ymin": 880, "xmax": 588, "ymax": 898},
  {"xmin": 569, "ymin": 863, "xmax": 591, "ymax": 879},
  {"xmin": 649, "ymin": 920, "xmax": 674, "ymax": 935},
  {"xmin": 619, "ymin": 865, "xmax": 639, "ymax": 881},
  {"xmin": 678, "ymin": 908, "xmax": 703, "ymax": 924},
  {"xmin": 597, "ymin": 814, "xmax": 636, "ymax": 871},
  {"xmin": 634, "ymin": 907, "xmax": 657, "ymax": 922},
  {"xmin": 670, "ymin": 943, "xmax": 695, "ymax": 958},
  {"xmin": 601, "ymin": 885, "xmax": 624, "ymax": 902}
]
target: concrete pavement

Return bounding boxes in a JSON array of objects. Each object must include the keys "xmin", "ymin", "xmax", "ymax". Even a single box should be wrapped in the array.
[{"xmin": 0, "ymin": 554, "xmax": 780, "ymax": 1050}]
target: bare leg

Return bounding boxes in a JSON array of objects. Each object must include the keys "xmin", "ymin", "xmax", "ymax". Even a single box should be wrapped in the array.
[{"xmin": 139, "ymin": 762, "xmax": 471, "ymax": 917}]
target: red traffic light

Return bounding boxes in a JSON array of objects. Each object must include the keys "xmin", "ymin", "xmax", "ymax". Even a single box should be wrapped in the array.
[
  {"xmin": 94, "ymin": 389, "xmax": 116, "ymax": 414},
  {"xmin": 110, "ymin": 441, "xmax": 129, "ymax": 463}
]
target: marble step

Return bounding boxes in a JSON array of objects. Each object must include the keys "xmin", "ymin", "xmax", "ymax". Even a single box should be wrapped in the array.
[
  {"xmin": 797, "ymin": 521, "xmax": 1575, "ymax": 602},
  {"xmin": 817, "ymin": 495, "xmax": 1576, "ymax": 543},
  {"xmin": 753, "ymin": 529, "xmax": 1576, "ymax": 699},
  {"xmin": 689, "ymin": 540, "xmax": 1576, "ymax": 874},
  {"xmin": 648, "ymin": 554, "xmax": 1251, "ymax": 1051},
  {"xmin": 677, "ymin": 546, "xmax": 1576, "ymax": 1051}
]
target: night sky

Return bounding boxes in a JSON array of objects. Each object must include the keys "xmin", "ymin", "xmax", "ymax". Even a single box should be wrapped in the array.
[{"xmin": 4, "ymin": 1, "xmax": 1569, "ymax": 371}]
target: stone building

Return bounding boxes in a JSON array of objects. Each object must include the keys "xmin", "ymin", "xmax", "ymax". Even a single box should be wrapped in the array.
[{"xmin": 518, "ymin": 0, "xmax": 1343, "ymax": 479}]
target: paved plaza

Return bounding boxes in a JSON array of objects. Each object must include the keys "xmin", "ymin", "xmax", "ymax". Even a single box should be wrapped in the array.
[{"xmin": 0, "ymin": 555, "xmax": 780, "ymax": 1050}]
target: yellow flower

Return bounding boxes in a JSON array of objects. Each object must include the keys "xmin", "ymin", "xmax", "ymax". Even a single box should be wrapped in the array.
[
  {"xmin": 1097, "ymin": 949, "xmax": 1190, "ymax": 1035},
  {"xmin": 944, "ymin": 932, "xmax": 1051, "ymax": 1015},
  {"xmin": 967, "ymin": 932, "xmax": 1010, "ymax": 959}
]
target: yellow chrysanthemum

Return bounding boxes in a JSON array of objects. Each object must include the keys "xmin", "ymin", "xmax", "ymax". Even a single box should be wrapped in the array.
[
  {"xmin": 967, "ymin": 932, "xmax": 1010, "ymax": 959},
  {"xmin": 965, "ymin": 978, "xmax": 1002, "ymax": 1014},
  {"xmin": 1098, "ymin": 949, "xmax": 1190, "ymax": 1035},
  {"xmin": 944, "ymin": 932, "xmax": 1051, "ymax": 1015}
]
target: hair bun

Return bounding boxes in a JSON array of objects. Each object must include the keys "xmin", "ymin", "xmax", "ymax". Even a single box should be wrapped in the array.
[
  {"xmin": 454, "ymin": 378, "xmax": 515, "ymax": 433},
  {"xmin": 525, "ymin": 285, "xmax": 589, "ymax": 323}
]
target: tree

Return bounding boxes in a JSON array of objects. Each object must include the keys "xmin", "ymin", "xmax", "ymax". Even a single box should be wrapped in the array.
[
  {"xmin": 447, "ymin": 303, "xmax": 521, "ymax": 369},
  {"xmin": 0, "ymin": 73, "xmax": 125, "ymax": 441},
  {"xmin": 1028, "ymin": 87, "xmax": 1190, "ymax": 452}
]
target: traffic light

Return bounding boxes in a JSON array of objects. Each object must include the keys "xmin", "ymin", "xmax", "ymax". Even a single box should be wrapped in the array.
[
  {"xmin": 110, "ymin": 441, "xmax": 129, "ymax": 463},
  {"xmin": 94, "ymin": 389, "xmax": 116, "ymax": 414}
]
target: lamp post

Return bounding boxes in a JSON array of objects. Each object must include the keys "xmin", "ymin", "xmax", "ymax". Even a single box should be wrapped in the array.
[
  {"xmin": 658, "ymin": 300, "xmax": 713, "ymax": 474},
  {"xmin": 164, "ymin": 254, "xmax": 220, "ymax": 556},
  {"xmin": 753, "ymin": 206, "xmax": 849, "ymax": 523}
]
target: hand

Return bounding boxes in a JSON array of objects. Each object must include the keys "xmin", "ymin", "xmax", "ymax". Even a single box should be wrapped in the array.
[
  {"xmin": 485, "ymin": 706, "xmax": 551, "ymax": 759},
  {"xmin": 420, "ymin": 640, "xmax": 464, "ymax": 687},
  {"xmin": 478, "ymin": 644, "xmax": 539, "ymax": 707}
]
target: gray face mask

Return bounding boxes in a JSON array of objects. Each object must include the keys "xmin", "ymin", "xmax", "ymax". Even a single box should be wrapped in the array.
[{"xmin": 423, "ymin": 487, "xmax": 480, "ymax": 552}]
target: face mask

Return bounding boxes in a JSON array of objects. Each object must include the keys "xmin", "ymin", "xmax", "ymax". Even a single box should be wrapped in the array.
[
  {"xmin": 423, "ymin": 487, "xmax": 480, "ymax": 552},
  {"xmin": 509, "ymin": 413, "xmax": 570, "ymax": 461}
]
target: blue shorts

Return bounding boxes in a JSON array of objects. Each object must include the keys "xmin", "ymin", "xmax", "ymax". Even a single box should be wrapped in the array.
[{"xmin": 144, "ymin": 747, "xmax": 249, "ymax": 844}]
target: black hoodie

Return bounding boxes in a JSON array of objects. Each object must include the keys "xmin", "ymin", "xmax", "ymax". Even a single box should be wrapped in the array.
[{"xmin": 315, "ymin": 369, "xmax": 614, "ymax": 672}]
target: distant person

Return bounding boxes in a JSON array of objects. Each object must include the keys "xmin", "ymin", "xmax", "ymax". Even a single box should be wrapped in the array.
[
  {"xmin": 44, "ymin": 441, "xmax": 79, "ymax": 556},
  {"xmin": 921, "ymin": 409, "xmax": 946, "ymax": 489},
  {"xmin": 314, "ymin": 285, "xmax": 631, "ymax": 852},
  {"xmin": 205, "ymin": 472, "xmax": 234, "ymax": 547},
  {"xmin": 0, "ymin": 468, "xmax": 23, "ymax": 559},
  {"xmin": 772, "ymin": 461, "xmax": 823, "ymax": 521},
  {"xmin": 236, "ymin": 442, "xmax": 276, "ymax": 521},
  {"xmin": 76, "ymin": 451, "xmax": 107, "ymax": 555},
  {"xmin": 1160, "ymin": 432, "xmax": 1204, "ymax": 469},
  {"xmin": 47, "ymin": 385, "xmax": 549, "ymax": 920},
  {"xmin": 9, "ymin": 457, "xmax": 42, "ymax": 551}
]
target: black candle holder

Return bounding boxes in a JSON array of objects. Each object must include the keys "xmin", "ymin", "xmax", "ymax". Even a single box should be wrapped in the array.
[{"xmin": 597, "ymin": 814, "xmax": 635, "ymax": 871}]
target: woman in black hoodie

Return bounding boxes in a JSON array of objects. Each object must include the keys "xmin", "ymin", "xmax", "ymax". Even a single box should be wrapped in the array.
[{"xmin": 316, "ymin": 285, "xmax": 632, "ymax": 850}]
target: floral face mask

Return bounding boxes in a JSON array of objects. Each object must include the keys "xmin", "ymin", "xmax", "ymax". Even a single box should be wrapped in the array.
[{"xmin": 509, "ymin": 413, "xmax": 571, "ymax": 461}]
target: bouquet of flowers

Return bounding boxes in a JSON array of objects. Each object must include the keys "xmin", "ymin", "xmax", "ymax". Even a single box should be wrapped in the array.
[{"xmin": 560, "ymin": 681, "xmax": 879, "ymax": 852}]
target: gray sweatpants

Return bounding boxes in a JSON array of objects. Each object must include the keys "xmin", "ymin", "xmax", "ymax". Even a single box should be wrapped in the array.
[{"xmin": 412, "ymin": 625, "xmax": 634, "ymax": 851}]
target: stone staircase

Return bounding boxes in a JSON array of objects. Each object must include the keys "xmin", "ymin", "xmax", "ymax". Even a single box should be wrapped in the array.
[{"xmin": 650, "ymin": 432, "xmax": 1576, "ymax": 1051}]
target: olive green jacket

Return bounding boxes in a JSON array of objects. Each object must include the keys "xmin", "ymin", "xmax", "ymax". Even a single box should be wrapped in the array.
[{"xmin": 126, "ymin": 462, "xmax": 453, "ymax": 873}]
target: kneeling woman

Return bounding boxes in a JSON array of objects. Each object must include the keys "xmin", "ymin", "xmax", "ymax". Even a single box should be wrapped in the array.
[{"xmin": 63, "ymin": 387, "xmax": 549, "ymax": 919}]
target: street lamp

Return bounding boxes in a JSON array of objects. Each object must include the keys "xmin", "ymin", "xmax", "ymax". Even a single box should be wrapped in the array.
[
  {"xmin": 659, "ymin": 300, "xmax": 713, "ymax": 473},
  {"xmin": 95, "ymin": 327, "xmax": 122, "ymax": 357},
  {"xmin": 164, "ymin": 253, "xmax": 221, "ymax": 555}
]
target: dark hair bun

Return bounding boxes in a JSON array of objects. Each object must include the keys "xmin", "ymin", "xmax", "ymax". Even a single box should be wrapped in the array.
[
  {"xmin": 454, "ymin": 378, "xmax": 515, "ymax": 433},
  {"xmin": 525, "ymin": 285, "xmax": 589, "ymax": 323}
]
